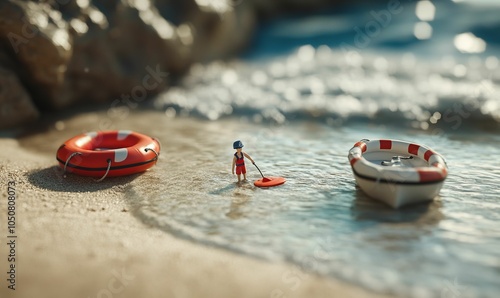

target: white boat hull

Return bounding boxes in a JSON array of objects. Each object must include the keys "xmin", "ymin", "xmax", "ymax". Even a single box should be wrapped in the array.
[
  {"xmin": 354, "ymin": 174, "xmax": 445, "ymax": 208},
  {"xmin": 348, "ymin": 139, "xmax": 448, "ymax": 209}
]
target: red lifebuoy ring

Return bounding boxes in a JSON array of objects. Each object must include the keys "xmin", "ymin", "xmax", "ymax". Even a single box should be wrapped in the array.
[{"xmin": 56, "ymin": 130, "xmax": 161, "ymax": 179}]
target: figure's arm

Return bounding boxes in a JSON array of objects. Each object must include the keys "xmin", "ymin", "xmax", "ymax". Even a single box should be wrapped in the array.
[
  {"xmin": 243, "ymin": 152, "xmax": 255, "ymax": 164},
  {"xmin": 232, "ymin": 156, "xmax": 236, "ymax": 174}
]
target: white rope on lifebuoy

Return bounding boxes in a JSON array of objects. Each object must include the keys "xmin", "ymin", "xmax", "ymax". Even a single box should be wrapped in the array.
[
  {"xmin": 95, "ymin": 159, "xmax": 112, "ymax": 182},
  {"xmin": 63, "ymin": 152, "xmax": 82, "ymax": 177},
  {"xmin": 145, "ymin": 148, "xmax": 159, "ymax": 164}
]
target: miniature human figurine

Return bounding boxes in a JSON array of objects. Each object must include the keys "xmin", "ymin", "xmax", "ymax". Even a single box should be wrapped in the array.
[{"xmin": 232, "ymin": 140, "xmax": 255, "ymax": 183}]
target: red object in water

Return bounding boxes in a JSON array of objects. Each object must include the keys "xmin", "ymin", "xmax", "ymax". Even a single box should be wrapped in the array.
[
  {"xmin": 254, "ymin": 176, "xmax": 286, "ymax": 188},
  {"xmin": 56, "ymin": 130, "xmax": 160, "ymax": 178}
]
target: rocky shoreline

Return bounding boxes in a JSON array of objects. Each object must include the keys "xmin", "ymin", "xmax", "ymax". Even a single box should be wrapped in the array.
[{"xmin": 0, "ymin": 0, "xmax": 346, "ymax": 129}]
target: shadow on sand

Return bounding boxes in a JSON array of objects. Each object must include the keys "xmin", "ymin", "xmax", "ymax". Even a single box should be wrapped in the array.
[{"xmin": 27, "ymin": 166, "xmax": 140, "ymax": 192}]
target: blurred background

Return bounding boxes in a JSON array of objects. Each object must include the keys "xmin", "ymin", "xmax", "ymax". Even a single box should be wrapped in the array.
[{"xmin": 1, "ymin": 0, "xmax": 499, "ymax": 131}]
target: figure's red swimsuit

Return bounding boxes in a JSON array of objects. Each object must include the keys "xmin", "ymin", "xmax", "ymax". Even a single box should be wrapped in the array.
[{"xmin": 235, "ymin": 152, "xmax": 246, "ymax": 175}]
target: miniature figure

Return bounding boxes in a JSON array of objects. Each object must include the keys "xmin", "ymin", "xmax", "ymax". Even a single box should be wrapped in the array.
[{"xmin": 232, "ymin": 140, "xmax": 255, "ymax": 183}]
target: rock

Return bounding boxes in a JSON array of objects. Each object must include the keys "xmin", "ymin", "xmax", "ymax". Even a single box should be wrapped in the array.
[
  {"xmin": 251, "ymin": 0, "xmax": 336, "ymax": 17},
  {"xmin": 0, "ymin": 1, "xmax": 72, "ymax": 110},
  {"xmin": 0, "ymin": 0, "xmax": 192, "ymax": 126},
  {"xmin": 0, "ymin": 0, "xmax": 354, "ymax": 130},
  {"xmin": 0, "ymin": 66, "xmax": 39, "ymax": 129},
  {"xmin": 185, "ymin": 0, "xmax": 257, "ymax": 62},
  {"xmin": 62, "ymin": 0, "xmax": 191, "ymax": 105}
]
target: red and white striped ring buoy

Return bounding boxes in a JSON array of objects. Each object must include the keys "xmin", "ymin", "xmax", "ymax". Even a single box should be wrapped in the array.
[
  {"xmin": 348, "ymin": 139, "xmax": 447, "ymax": 184},
  {"xmin": 56, "ymin": 130, "xmax": 161, "ymax": 180}
]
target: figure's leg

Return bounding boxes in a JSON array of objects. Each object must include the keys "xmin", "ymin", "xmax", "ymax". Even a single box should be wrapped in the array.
[
  {"xmin": 236, "ymin": 166, "xmax": 241, "ymax": 182},
  {"xmin": 243, "ymin": 173, "xmax": 247, "ymax": 181}
]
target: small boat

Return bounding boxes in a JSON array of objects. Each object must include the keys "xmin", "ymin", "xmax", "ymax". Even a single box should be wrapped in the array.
[{"xmin": 348, "ymin": 139, "xmax": 448, "ymax": 208}]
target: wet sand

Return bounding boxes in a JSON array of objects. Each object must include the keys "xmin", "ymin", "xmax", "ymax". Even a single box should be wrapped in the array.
[{"xmin": 0, "ymin": 111, "xmax": 391, "ymax": 298}]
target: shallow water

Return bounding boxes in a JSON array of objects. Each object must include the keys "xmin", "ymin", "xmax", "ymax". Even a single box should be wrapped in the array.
[{"xmin": 122, "ymin": 115, "xmax": 499, "ymax": 298}]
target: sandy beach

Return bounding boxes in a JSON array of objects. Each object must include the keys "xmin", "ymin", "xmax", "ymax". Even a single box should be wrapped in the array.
[{"xmin": 0, "ymin": 111, "xmax": 391, "ymax": 298}]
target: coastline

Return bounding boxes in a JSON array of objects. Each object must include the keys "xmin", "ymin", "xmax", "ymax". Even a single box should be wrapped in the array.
[{"xmin": 0, "ymin": 118, "xmax": 391, "ymax": 298}]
